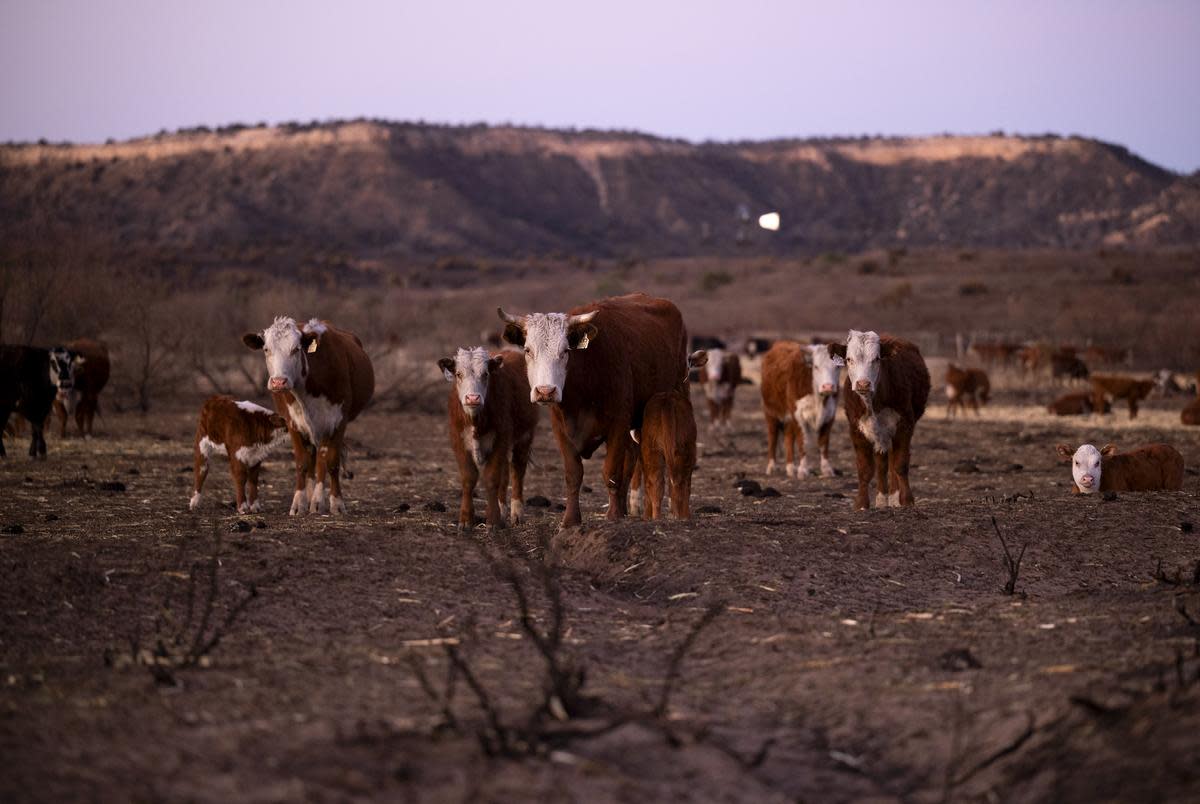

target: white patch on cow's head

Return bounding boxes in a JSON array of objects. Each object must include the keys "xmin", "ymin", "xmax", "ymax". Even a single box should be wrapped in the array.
[
  {"xmin": 439, "ymin": 347, "xmax": 502, "ymax": 419},
  {"xmin": 806, "ymin": 344, "xmax": 841, "ymax": 398},
  {"xmin": 498, "ymin": 308, "xmax": 597, "ymax": 405},
  {"xmin": 1064, "ymin": 443, "xmax": 1105, "ymax": 493},
  {"xmin": 47, "ymin": 347, "xmax": 81, "ymax": 391},
  {"xmin": 246, "ymin": 317, "xmax": 317, "ymax": 393},
  {"xmin": 844, "ymin": 330, "xmax": 882, "ymax": 397},
  {"xmin": 706, "ymin": 349, "xmax": 725, "ymax": 382}
]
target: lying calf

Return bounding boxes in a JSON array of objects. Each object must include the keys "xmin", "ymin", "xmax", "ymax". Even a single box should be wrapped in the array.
[
  {"xmin": 1056, "ymin": 442, "xmax": 1185, "ymax": 494},
  {"xmin": 191, "ymin": 396, "xmax": 289, "ymax": 513}
]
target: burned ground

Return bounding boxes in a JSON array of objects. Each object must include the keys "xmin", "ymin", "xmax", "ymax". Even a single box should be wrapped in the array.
[{"xmin": 2, "ymin": 388, "xmax": 1199, "ymax": 802}]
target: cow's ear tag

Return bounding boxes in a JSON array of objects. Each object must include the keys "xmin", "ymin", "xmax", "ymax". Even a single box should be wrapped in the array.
[
  {"xmin": 307, "ymin": 339, "xmax": 319, "ymax": 354},
  {"xmin": 576, "ymin": 333, "xmax": 590, "ymax": 350}
]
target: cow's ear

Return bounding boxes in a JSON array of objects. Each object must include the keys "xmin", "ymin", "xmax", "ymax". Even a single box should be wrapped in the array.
[
  {"xmin": 802, "ymin": 348, "xmax": 814, "ymax": 367},
  {"xmin": 437, "ymin": 357, "xmax": 456, "ymax": 382},
  {"xmin": 301, "ymin": 332, "xmax": 319, "ymax": 354},
  {"xmin": 827, "ymin": 343, "xmax": 846, "ymax": 366},
  {"xmin": 568, "ymin": 323, "xmax": 598, "ymax": 350},
  {"xmin": 269, "ymin": 414, "xmax": 288, "ymax": 429},
  {"xmin": 688, "ymin": 350, "xmax": 708, "ymax": 370},
  {"xmin": 1055, "ymin": 444, "xmax": 1073, "ymax": 460},
  {"xmin": 243, "ymin": 332, "xmax": 265, "ymax": 350},
  {"xmin": 71, "ymin": 353, "xmax": 86, "ymax": 368},
  {"xmin": 502, "ymin": 323, "xmax": 525, "ymax": 347},
  {"xmin": 488, "ymin": 355, "xmax": 504, "ymax": 373},
  {"xmin": 1100, "ymin": 443, "xmax": 1117, "ymax": 457}
]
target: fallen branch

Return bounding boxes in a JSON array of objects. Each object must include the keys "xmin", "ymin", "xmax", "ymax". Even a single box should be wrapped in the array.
[{"xmin": 991, "ymin": 516, "xmax": 1026, "ymax": 596}]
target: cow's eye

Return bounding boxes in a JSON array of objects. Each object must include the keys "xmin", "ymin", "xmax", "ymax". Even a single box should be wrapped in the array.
[
  {"xmin": 524, "ymin": 347, "xmax": 531, "ymax": 355},
  {"xmin": 264, "ymin": 348, "xmax": 271, "ymax": 355}
]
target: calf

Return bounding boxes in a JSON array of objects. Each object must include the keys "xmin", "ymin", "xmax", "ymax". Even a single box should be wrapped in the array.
[
  {"xmin": 703, "ymin": 348, "xmax": 743, "ymax": 428},
  {"xmin": 0, "ymin": 345, "xmax": 59, "ymax": 459},
  {"xmin": 1091, "ymin": 373, "xmax": 1155, "ymax": 420},
  {"xmin": 50, "ymin": 338, "xmax": 110, "ymax": 437},
  {"xmin": 439, "ymin": 347, "xmax": 538, "ymax": 532},
  {"xmin": 830, "ymin": 331, "xmax": 931, "ymax": 510},
  {"xmin": 1047, "ymin": 391, "xmax": 1109, "ymax": 416},
  {"xmin": 498, "ymin": 293, "xmax": 688, "ymax": 528},
  {"xmin": 190, "ymin": 396, "xmax": 289, "ymax": 513},
  {"xmin": 243, "ymin": 317, "xmax": 375, "ymax": 515},
  {"xmin": 944, "ymin": 364, "xmax": 990, "ymax": 417},
  {"xmin": 760, "ymin": 341, "xmax": 841, "ymax": 477},
  {"xmin": 633, "ymin": 389, "xmax": 699, "ymax": 519},
  {"xmin": 1056, "ymin": 443, "xmax": 1184, "ymax": 494}
]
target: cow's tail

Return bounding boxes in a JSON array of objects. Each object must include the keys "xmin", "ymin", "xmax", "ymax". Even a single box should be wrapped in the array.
[{"xmin": 340, "ymin": 445, "xmax": 355, "ymax": 480}]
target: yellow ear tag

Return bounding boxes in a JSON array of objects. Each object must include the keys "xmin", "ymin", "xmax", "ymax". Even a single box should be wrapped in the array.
[
  {"xmin": 576, "ymin": 333, "xmax": 590, "ymax": 350},
  {"xmin": 307, "ymin": 339, "xmax": 319, "ymax": 354}
]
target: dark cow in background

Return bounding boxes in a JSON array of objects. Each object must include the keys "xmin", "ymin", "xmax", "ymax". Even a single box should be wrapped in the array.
[
  {"xmin": 50, "ymin": 338, "xmax": 110, "ymax": 438},
  {"xmin": 703, "ymin": 348, "xmax": 743, "ymax": 428},
  {"xmin": 439, "ymin": 347, "xmax": 538, "ymax": 532},
  {"xmin": 1048, "ymin": 391, "xmax": 1110, "ymax": 416},
  {"xmin": 499, "ymin": 293, "xmax": 688, "ymax": 528},
  {"xmin": 1050, "ymin": 352, "xmax": 1089, "ymax": 383},
  {"xmin": 944, "ymin": 364, "xmax": 990, "ymax": 417},
  {"xmin": 830, "ymin": 331, "xmax": 931, "ymax": 510},
  {"xmin": 760, "ymin": 341, "xmax": 842, "ymax": 478},
  {"xmin": 243, "ymin": 317, "xmax": 375, "ymax": 515},
  {"xmin": 1091, "ymin": 373, "xmax": 1155, "ymax": 420},
  {"xmin": 0, "ymin": 345, "xmax": 61, "ymax": 459},
  {"xmin": 190, "ymin": 396, "xmax": 289, "ymax": 513}
]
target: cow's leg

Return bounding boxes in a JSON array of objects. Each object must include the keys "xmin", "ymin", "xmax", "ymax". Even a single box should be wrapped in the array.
[
  {"xmin": 765, "ymin": 415, "xmax": 780, "ymax": 474},
  {"xmin": 457, "ymin": 452, "xmax": 480, "ymax": 532},
  {"xmin": 669, "ymin": 457, "xmax": 692, "ymax": 519},
  {"xmin": 797, "ymin": 420, "xmax": 815, "ymax": 478},
  {"xmin": 602, "ymin": 432, "xmax": 632, "ymax": 521},
  {"xmin": 481, "ymin": 449, "xmax": 508, "ymax": 531},
  {"xmin": 643, "ymin": 444, "xmax": 665, "ymax": 520},
  {"xmin": 0, "ymin": 408, "xmax": 8, "ymax": 458},
  {"xmin": 853, "ymin": 441, "xmax": 874, "ymax": 511},
  {"xmin": 784, "ymin": 420, "xmax": 798, "ymax": 477},
  {"xmin": 230, "ymin": 458, "xmax": 249, "ymax": 514},
  {"xmin": 247, "ymin": 463, "xmax": 262, "ymax": 513},
  {"xmin": 324, "ymin": 430, "xmax": 348, "ymax": 514},
  {"xmin": 628, "ymin": 461, "xmax": 644, "ymax": 517},
  {"xmin": 1128, "ymin": 396, "xmax": 1139, "ymax": 420},
  {"xmin": 874, "ymin": 448, "xmax": 890, "ymax": 509},
  {"xmin": 818, "ymin": 423, "xmax": 836, "ymax": 477},
  {"xmin": 54, "ymin": 399, "xmax": 68, "ymax": 438},
  {"xmin": 30, "ymin": 415, "xmax": 47, "ymax": 459},
  {"xmin": 509, "ymin": 435, "xmax": 532, "ymax": 525},
  {"xmin": 707, "ymin": 398, "xmax": 720, "ymax": 427},
  {"xmin": 189, "ymin": 442, "xmax": 208, "ymax": 510},
  {"xmin": 496, "ymin": 459, "xmax": 511, "ymax": 524},
  {"xmin": 968, "ymin": 392, "xmax": 980, "ymax": 416},
  {"xmin": 76, "ymin": 398, "xmax": 90, "ymax": 436},
  {"xmin": 891, "ymin": 429, "xmax": 916, "ymax": 506},
  {"xmin": 288, "ymin": 431, "xmax": 312, "ymax": 516}
]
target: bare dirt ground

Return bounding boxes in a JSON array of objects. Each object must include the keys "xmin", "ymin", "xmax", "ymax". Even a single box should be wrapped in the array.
[{"xmin": 2, "ymin": 385, "xmax": 1199, "ymax": 802}]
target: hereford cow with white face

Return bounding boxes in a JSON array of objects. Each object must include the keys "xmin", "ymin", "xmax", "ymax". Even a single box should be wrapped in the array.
[
  {"xmin": 703, "ymin": 348, "xmax": 743, "ymax": 429},
  {"xmin": 499, "ymin": 293, "xmax": 688, "ymax": 528},
  {"xmin": 1056, "ymin": 442, "xmax": 1184, "ymax": 494},
  {"xmin": 830, "ymin": 330, "xmax": 930, "ymax": 510},
  {"xmin": 243, "ymin": 317, "xmax": 374, "ymax": 515}
]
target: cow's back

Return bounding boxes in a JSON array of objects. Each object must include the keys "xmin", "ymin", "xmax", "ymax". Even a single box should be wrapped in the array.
[
  {"xmin": 761, "ymin": 341, "xmax": 807, "ymax": 419},
  {"xmin": 0, "ymin": 346, "xmax": 53, "ymax": 415},
  {"xmin": 304, "ymin": 325, "xmax": 375, "ymax": 421},
  {"xmin": 881, "ymin": 336, "xmax": 931, "ymax": 422}
]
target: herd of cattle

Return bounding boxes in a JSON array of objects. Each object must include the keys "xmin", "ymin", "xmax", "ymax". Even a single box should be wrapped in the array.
[{"xmin": 2, "ymin": 293, "xmax": 1197, "ymax": 526}]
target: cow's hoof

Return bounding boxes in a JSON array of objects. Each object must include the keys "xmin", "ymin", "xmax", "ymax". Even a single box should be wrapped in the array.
[
  {"xmin": 798, "ymin": 459, "xmax": 813, "ymax": 477},
  {"xmin": 765, "ymin": 460, "xmax": 776, "ymax": 475},
  {"xmin": 188, "ymin": 492, "xmax": 201, "ymax": 511},
  {"xmin": 821, "ymin": 462, "xmax": 836, "ymax": 478},
  {"xmin": 329, "ymin": 495, "xmax": 346, "ymax": 515},
  {"xmin": 785, "ymin": 463, "xmax": 796, "ymax": 478},
  {"xmin": 248, "ymin": 501, "xmax": 262, "ymax": 513},
  {"xmin": 237, "ymin": 502, "xmax": 249, "ymax": 514},
  {"xmin": 289, "ymin": 490, "xmax": 307, "ymax": 516}
]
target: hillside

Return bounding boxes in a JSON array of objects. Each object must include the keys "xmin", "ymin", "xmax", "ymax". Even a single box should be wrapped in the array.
[{"xmin": 2, "ymin": 121, "xmax": 1198, "ymax": 265}]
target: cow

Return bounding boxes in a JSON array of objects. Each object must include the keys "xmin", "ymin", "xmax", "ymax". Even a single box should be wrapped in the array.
[
  {"xmin": 1091, "ymin": 374, "xmax": 1155, "ymax": 420},
  {"xmin": 1082, "ymin": 345, "xmax": 1130, "ymax": 367},
  {"xmin": 1050, "ymin": 353, "xmax": 1089, "ymax": 383},
  {"xmin": 189, "ymin": 396, "xmax": 289, "ymax": 513},
  {"xmin": 498, "ymin": 293, "xmax": 688, "ymax": 528},
  {"xmin": 0, "ymin": 345, "xmax": 60, "ymax": 459},
  {"xmin": 829, "ymin": 331, "xmax": 931, "ymax": 510},
  {"xmin": 1047, "ymin": 391, "xmax": 1110, "ymax": 416},
  {"xmin": 242, "ymin": 317, "xmax": 375, "ymax": 515},
  {"xmin": 1182, "ymin": 396, "xmax": 1200, "ymax": 426},
  {"xmin": 50, "ymin": 338, "xmax": 110, "ymax": 438},
  {"xmin": 703, "ymin": 348, "xmax": 743, "ymax": 429},
  {"xmin": 944, "ymin": 364, "xmax": 990, "ymax": 418},
  {"xmin": 760, "ymin": 341, "xmax": 841, "ymax": 478},
  {"xmin": 1056, "ymin": 443, "xmax": 1184, "ymax": 494},
  {"xmin": 633, "ymin": 389, "xmax": 699, "ymax": 520},
  {"xmin": 439, "ymin": 347, "xmax": 539, "ymax": 532}
]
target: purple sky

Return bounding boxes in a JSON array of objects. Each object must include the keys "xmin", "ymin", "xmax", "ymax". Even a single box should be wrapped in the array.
[{"xmin": 3, "ymin": 1, "xmax": 1198, "ymax": 172}]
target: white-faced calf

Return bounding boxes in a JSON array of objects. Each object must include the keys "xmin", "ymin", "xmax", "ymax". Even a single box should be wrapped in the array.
[
  {"xmin": 1056, "ymin": 443, "xmax": 1184, "ymax": 494},
  {"xmin": 760, "ymin": 342, "xmax": 841, "ymax": 478},
  {"xmin": 190, "ymin": 396, "xmax": 289, "ymax": 513},
  {"xmin": 703, "ymin": 348, "xmax": 743, "ymax": 429},
  {"xmin": 944, "ymin": 364, "xmax": 990, "ymax": 418},
  {"xmin": 830, "ymin": 330, "xmax": 931, "ymax": 510},
  {"xmin": 440, "ymin": 347, "xmax": 539, "ymax": 532}
]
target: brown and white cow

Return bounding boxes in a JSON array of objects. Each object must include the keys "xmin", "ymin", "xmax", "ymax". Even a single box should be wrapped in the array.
[
  {"xmin": 1091, "ymin": 373, "xmax": 1155, "ymax": 420},
  {"xmin": 1056, "ymin": 443, "xmax": 1184, "ymax": 494},
  {"xmin": 830, "ymin": 331, "xmax": 931, "ymax": 510},
  {"xmin": 702, "ymin": 348, "xmax": 743, "ymax": 429},
  {"xmin": 190, "ymin": 396, "xmax": 289, "ymax": 513},
  {"xmin": 50, "ymin": 338, "xmax": 110, "ymax": 438},
  {"xmin": 439, "ymin": 347, "xmax": 539, "ymax": 532},
  {"xmin": 498, "ymin": 293, "xmax": 688, "ymax": 528},
  {"xmin": 944, "ymin": 364, "xmax": 990, "ymax": 418},
  {"xmin": 760, "ymin": 341, "xmax": 841, "ymax": 478},
  {"xmin": 1047, "ymin": 391, "xmax": 1110, "ymax": 416},
  {"xmin": 243, "ymin": 317, "xmax": 375, "ymax": 515},
  {"xmin": 633, "ymin": 389, "xmax": 698, "ymax": 520}
]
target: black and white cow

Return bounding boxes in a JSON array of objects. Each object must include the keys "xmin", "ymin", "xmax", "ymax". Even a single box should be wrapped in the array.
[{"xmin": 0, "ymin": 345, "xmax": 66, "ymax": 459}]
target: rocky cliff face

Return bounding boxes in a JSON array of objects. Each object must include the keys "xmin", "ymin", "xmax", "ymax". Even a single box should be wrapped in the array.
[{"xmin": 3, "ymin": 121, "xmax": 1196, "ymax": 261}]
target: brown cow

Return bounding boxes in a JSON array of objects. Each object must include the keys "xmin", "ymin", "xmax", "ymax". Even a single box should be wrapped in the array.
[
  {"xmin": 243, "ymin": 318, "xmax": 375, "ymax": 515},
  {"xmin": 51, "ymin": 338, "xmax": 110, "ymax": 437},
  {"xmin": 633, "ymin": 389, "xmax": 699, "ymax": 520},
  {"xmin": 1047, "ymin": 391, "xmax": 1110, "ymax": 416},
  {"xmin": 1050, "ymin": 352, "xmax": 1089, "ymax": 383},
  {"xmin": 702, "ymin": 348, "xmax": 743, "ymax": 429},
  {"xmin": 498, "ymin": 293, "xmax": 688, "ymax": 528},
  {"xmin": 189, "ymin": 396, "xmax": 289, "ymax": 513},
  {"xmin": 971, "ymin": 342, "xmax": 1021, "ymax": 366},
  {"xmin": 830, "ymin": 331, "xmax": 930, "ymax": 510},
  {"xmin": 760, "ymin": 341, "xmax": 841, "ymax": 478},
  {"xmin": 944, "ymin": 364, "xmax": 990, "ymax": 418},
  {"xmin": 439, "ymin": 347, "xmax": 538, "ymax": 532},
  {"xmin": 1056, "ymin": 443, "xmax": 1184, "ymax": 494},
  {"xmin": 1091, "ymin": 373, "xmax": 1155, "ymax": 420}
]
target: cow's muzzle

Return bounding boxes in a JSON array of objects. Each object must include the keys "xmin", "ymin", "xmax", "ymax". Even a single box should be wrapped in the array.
[
  {"xmin": 819, "ymin": 383, "xmax": 836, "ymax": 396},
  {"xmin": 533, "ymin": 385, "xmax": 559, "ymax": 405},
  {"xmin": 269, "ymin": 377, "xmax": 291, "ymax": 391},
  {"xmin": 462, "ymin": 394, "xmax": 482, "ymax": 409},
  {"xmin": 853, "ymin": 380, "xmax": 872, "ymax": 395}
]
